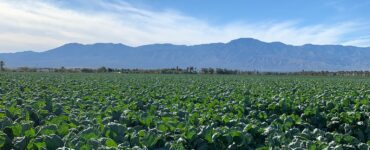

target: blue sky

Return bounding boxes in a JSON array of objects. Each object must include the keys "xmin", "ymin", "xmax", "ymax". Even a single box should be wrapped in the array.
[
  {"xmin": 123, "ymin": 0, "xmax": 369, "ymax": 24},
  {"xmin": 0, "ymin": 0, "xmax": 370, "ymax": 52}
]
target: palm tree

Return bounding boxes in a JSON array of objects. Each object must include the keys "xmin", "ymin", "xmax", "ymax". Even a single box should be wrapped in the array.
[{"xmin": 0, "ymin": 60, "xmax": 4, "ymax": 71}]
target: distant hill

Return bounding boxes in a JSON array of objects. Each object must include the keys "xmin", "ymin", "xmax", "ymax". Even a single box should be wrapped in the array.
[{"xmin": 1, "ymin": 38, "xmax": 370, "ymax": 71}]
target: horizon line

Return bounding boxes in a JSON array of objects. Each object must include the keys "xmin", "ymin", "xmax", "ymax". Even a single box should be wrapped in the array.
[{"xmin": 2, "ymin": 37, "xmax": 368, "ymax": 54}]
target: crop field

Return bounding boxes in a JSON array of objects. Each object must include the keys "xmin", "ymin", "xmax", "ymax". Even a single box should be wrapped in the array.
[{"xmin": 0, "ymin": 72, "xmax": 369, "ymax": 149}]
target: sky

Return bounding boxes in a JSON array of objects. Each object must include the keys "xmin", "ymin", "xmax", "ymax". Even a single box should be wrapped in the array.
[{"xmin": 1, "ymin": 0, "xmax": 370, "ymax": 52}]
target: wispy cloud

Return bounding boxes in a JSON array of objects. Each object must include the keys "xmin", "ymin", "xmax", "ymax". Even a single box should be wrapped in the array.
[
  {"xmin": 342, "ymin": 36, "xmax": 370, "ymax": 47},
  {"xmin": 0, "ymin": 0, "xmax": 367, "ymax": 52}
]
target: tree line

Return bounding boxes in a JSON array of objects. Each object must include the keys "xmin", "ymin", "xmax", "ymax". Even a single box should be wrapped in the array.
[
  {"xmin": 1, "ymin": 60, "xmax": 370, "ymax": 76},
  {"xmin": 2, "ymin": 67, "xmax": 370, "ymax": 77}
]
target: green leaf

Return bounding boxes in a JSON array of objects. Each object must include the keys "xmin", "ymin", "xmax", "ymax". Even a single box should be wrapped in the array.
[
  {"xmin": 6, "ymin": 105, "xmax": 21, "ymax": 119},
  {"xmin": 79, "ymin": 128, "xmax": 99, "ymax": 140},
  {"xmin": 105, "ymin": 138, "xmax": 118, "ymax": 147},
  {"xmin": 138, "ymin": 130, "xmax": 146, "ymax": 137},
  {"xmin": 44, "ymin": 134, "xmax": 64, "ymax": 150},
  {"xmin": 37, "ymin": 124, "xmax": 58, "ymax": 135},
  {"xmin": 24, "ymin": 128, "xmax": 36, "ymax": 137},
  {"xmin": 57, "ymin": 123, "xmax": 69, "ymax": 136},
  {"xmin": 80, "ymin": 144, "xmax": 91, "ymax": 150},
  {"xmin": 141, "ymin": 132, "xmax": 160, "ymax": 148},
  {"xmin": 35, "ymin": 142, "xmax": 46, "ymax": 149},
  {"xmin": 158, "ymin": 124, "xmax": 168, "ymax": 132},
  {"xmin": 103, "ymin": 122, "xmax": 126, "ymax": 143},
  {"xmin": 0, "ymin": 113, "xmax": 6, "ymax": 120},
  {"xmin": 0, "ymin": 131, "xmax": 6, "ymax": 148},
  {"xmin": 229, "ymin": 130, "xmax": 242, "ymax": 137},
  {"xmin": 11, "ymin": 124, "xmax": 22, "ymax": 137},
  {"xmin": 185, "ymin": 128, "xmax": 197, "ymax": 140}
]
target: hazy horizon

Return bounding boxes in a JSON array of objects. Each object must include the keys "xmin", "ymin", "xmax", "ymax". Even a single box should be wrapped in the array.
[{"xmin": 2, "ymin": 37, "xmax": 370, "ymax": 54}]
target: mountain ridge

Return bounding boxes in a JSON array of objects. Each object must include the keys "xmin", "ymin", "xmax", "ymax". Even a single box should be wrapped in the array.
[{"xmin": 1, "ymin": 38, "xmax": 370, "ymax": 71}]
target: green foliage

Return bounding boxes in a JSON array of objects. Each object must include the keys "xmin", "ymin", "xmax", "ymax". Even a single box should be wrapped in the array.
[
  {"xmin": 0, "ymin": 72, "xmax": 368, "ymax": 149},
  {"xmin": 0, "ymin": 131, "xmax": 6, "ymax": 148}
]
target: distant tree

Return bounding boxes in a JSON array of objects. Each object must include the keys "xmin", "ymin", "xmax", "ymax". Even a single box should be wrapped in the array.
[
  {"xmin": 200, "ymin": 68, "xmax": 209, "ymax": 74},
  {"xmin": 60, "ymin": 66, "xmax": 66, "ymax": 72},
  {"xmin": 187, "ymin": 66, "xmax": 196, "ymax": 73},
  {"xmin": 81, "ymin": 68, "xmax": 94, "ymax": 73},
  {"xmin": 97, "ymin": 67, "xmax": 107, "ymax": 73},
  {"xmin": 209, "ymin": 68, "xmax": 214, "ymax": 74},
  {"xmin": 215, "ymin": 68, "xmax": 223, "ymax": 74},
  {"xmin": 0, "ymin": 60, "xmax": 4, "ymax": 71},
  {"xmin": 107, "ymin": 68, "xmax": 114, "ymax": 72},
  {"xmin": 17, "ymin": 67, "xmax": 36, "ymax": 72}
]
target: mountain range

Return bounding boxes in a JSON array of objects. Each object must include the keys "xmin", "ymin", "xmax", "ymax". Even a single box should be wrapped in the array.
[{"xmin": 1, "ymin": 38, "xmax": 370, "ymax": 71}]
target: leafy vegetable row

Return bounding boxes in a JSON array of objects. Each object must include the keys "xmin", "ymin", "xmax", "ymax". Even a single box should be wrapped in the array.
[{"xmin": 0, "ymin": 73, "xmax": 369, "ymax": 149}]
